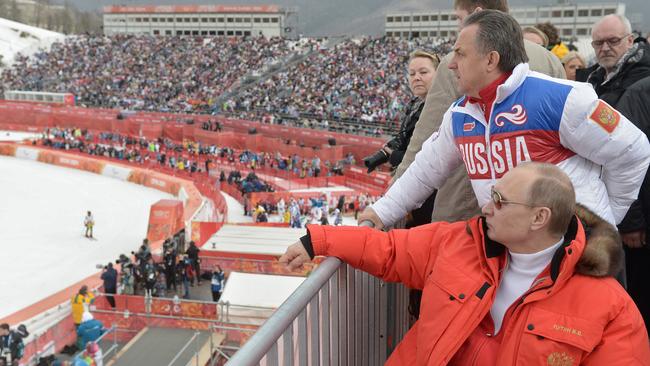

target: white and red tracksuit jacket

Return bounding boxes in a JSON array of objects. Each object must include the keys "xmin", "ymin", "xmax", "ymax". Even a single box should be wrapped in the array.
[{"xmin": 373, "ymin": 63, "xmax": 650, "ymax": 225}]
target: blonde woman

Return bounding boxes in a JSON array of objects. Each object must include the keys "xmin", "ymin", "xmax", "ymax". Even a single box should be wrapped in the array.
[
  {"xmin": 365, "ymin": 50, "xmax": 440, "ymax": 173},
  {"xmin": 561, "ymin": 51, "xmax": 586, "ymax": 81}
]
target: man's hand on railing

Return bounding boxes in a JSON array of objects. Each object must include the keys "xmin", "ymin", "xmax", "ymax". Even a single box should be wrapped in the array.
[
  {"xmin": 279, "ymin": 242, "xmax": 312, "ymax": 271},
  {"xmin": 357, "ymin": 207, "xmax": 383, "ymax": 230}
]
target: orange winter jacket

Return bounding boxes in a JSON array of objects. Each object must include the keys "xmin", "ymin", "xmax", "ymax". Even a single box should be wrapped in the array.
[{"xmin": 306, "ymin": 208, "xmax": 650, "ymax": 365}]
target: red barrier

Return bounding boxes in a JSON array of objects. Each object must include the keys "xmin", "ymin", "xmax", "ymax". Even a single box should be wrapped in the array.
[
  {"xmin": 199, "ymin": 255, "xmax": 316, "ymax": 277},
  {"xmin": 22, "ymin": 316, "xmax": 77, "ymax": 364},
  {"xmin": 191, "ymin": 222, "xmax": 224, "ymax": 246},
  {"xmin": 0, "ymin": 143, "xmax": 17, "ymax": 156},
  {"xmin": 93, "ymin": 294, "xmax": 219, "ymax": 322},
  {"xmin": 147, "ymin": 200, "xmax": 184, "ymax": 242},
  {"xmin": 0, "ymin": 101, "xmax": 384, "ymax": 162}
]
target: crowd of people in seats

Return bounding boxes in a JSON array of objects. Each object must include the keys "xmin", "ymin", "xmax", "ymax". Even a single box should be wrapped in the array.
[
  {"xmin": 0, "ymin": 35, "xmax": 453, "ymax": 136},
  {"xmin": 1, "ymin": 35, "xmax": 308, "ymax": 113},
  {"xmin": 226, "ymin": 37, "xmax": 453, "ymax": 134},
  {"xmin": 241, "ymin": 192, "xmax": 378, "ymax": 228},
  {"xmin": 37, "ymin": 127, "xmax": 357, "ymax": 182}
]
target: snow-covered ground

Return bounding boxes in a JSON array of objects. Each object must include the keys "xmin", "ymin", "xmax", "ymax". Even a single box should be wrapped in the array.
[
  {"xmin": 0, "ymin": 150, "xmax": 359, "ymax": 320},
  {"xmin": 0, "ymin": 130, "xmax": 41, "ymax": 142},
  {"xmin": 220, "ymin": 191, "xmax": 250, "ymax": 223},
  {"xmin": 0, "ymin": 17, "xmax": 65, "ymax": 68},
  {"xmin": 0, "ymin": 155, "xmax": 172, "ymax": 319}
]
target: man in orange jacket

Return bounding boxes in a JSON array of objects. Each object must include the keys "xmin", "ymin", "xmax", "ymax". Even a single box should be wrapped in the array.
[{"xmin": 280, "ymin": 162, "xmax": 650, "ymax": 365}]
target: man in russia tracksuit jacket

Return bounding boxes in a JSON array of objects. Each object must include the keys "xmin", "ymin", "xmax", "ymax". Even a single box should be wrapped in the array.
[{"xmin": 360, "ymin": 10, "xmax": 650, "ymax": 230}]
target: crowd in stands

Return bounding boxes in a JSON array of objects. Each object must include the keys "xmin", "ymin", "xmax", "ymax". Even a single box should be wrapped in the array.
[
  {"xmin": 223, "ymin": 170, "xmax": 274, "ymax": 194},
  {"xmin": 0, "ymin": 35, "xmax": 452, "ymax": 136},
  {"xmin": 1, "ymin": 35, "xmax": 310, "ymax": 113},
  {"xmin": 38, "ymin": 127, "xmax": 353, "ymax": 185},
  {"xmin": 242, "ymin": 192, "xmax": 377, "ymax": 228},
  {"xmin": 226, "ymin": 37, "xmax": 453, "ymax": 131}
]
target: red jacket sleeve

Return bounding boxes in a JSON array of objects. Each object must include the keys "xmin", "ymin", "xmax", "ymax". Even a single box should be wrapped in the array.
[{"xmin": 306, "ymin": 222, "xmax": 458, "ymax": 290}]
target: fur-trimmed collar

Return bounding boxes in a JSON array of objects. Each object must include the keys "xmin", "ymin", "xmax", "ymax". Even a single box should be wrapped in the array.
[
  {"xmin": 475, "ymin": 204, "xmax": 623, "ymax": 278},
  {"xmin": 575, "ymin": 204, "xmax": 623, "ymax": 277}
]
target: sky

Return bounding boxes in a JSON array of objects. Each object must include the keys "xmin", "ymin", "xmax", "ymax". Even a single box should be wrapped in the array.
[{"xmin": 56, "ymin": 0, "xmax": 649, "ymax": 36}]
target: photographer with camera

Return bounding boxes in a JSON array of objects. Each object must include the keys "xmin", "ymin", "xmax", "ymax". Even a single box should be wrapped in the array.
[
  {"xmin": 363, "ymin": 50, "xmax": 440, "ymax": 228},
  {"xmin": 101, "ymin": 262, "xmax": 117, "ymax": 308},
  {"xmin": 115, "ymin": 254, "xmax": 134, "ymax": 295},
  {"xmin": 0, "ymin": 323, "xmax": 28, "ymax": 366}
]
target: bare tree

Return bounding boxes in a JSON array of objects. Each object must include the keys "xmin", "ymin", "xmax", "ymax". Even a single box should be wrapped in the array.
[
  {"xmin": 0, "ymin": 0, "xmax": 7, "ymax": 20},
  {"xmin": 9, "ymin": 0, "xmax": 22, "ymax": 23},
  {"xmin": 34, "ymin": 0, "xmax": 46, "ymax": 27},
  {"xmin": 60, "ymin": 0, "xmax": 73, "ymax": 34}
]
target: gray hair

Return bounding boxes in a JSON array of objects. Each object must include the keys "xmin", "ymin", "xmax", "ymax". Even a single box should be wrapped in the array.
[
  {"xmin": 462, "ymin": 10, "xmax": 529, "ymax": 73},
  {"xmin": 592, "ymin": 14, "xmax": 632, "ymax": 35}
]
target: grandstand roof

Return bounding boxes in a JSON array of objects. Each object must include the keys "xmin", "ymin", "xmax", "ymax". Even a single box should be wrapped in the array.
[{"xmin": 103, "ymin": 5, "xmax": 281, "ymax": 14}]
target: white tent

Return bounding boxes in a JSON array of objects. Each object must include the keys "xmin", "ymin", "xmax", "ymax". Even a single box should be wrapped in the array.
[
  {"xmin": 203, "ymin": 225, "xmax": 304, "ymax": 256},
  {"xmin": 219, "ymin": 272, "xmax": 305, "ymax": 325}
]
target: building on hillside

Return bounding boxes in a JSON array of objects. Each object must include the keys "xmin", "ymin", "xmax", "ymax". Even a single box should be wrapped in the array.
[
  {"xmin": 103, "ymin": 4, "xmax": 294, "ymax": 37},
  {"xmin": 385, "ymin": 2, "xmax": 626, "ymax": 41}
]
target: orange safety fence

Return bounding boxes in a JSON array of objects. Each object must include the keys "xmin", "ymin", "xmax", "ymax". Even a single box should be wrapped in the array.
[
  {"xmin": 0, "ymin": 101, "xmax": 385, "ymax": 161},
  {"xmin": 147, "ymin": 199, "xmax": 185, "ymax": 242},
  {"xmin": 91, "ymin": 294, "xmax": 259, "ymax": 346},
  {"xmin": 93, "ymin": 294, "xmax": 218, "ymax": 322},
  {"xmin": 191, "ymin": 222, "xmax": 224, "ymax": 246},
  {"xmin": 198, "ymin": 255, "xmax": 316, "ymax": 277},
  {"xmin": 37, "ymin": 149, "xmax": 106, "ymax": 174},
  {"xmin": 22, "ymin": 315, "xmax": 77, "ymax": 364}
]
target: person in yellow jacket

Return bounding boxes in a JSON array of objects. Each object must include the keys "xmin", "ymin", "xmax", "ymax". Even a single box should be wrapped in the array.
[{"xmin": 71, "ymin": 285, "xmax": 95, "ymax": 327}]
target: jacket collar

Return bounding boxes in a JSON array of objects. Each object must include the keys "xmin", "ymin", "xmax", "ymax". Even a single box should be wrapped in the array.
[
  {"xmin": 588, "ymin": 42, "xmax": 650, "ymax": 86},
  {"xmin": 451, "ymin": 63, "xmax": 530, "ymax": 124},
  {"xmin": 475, "ymin": 203, "xmax": 622, "ymax": 286}
]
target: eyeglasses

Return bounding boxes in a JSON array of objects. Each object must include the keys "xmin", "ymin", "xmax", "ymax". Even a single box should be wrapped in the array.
[
  {"xmin": 490, "ymin": 186, "xmax": 534, "ymax": 210},
  {"xmin": 591, "ymin": 34, "xmax": 631, "ymax": 48}
]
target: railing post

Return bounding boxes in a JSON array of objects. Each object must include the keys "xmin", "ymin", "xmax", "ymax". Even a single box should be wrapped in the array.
[
  {"xmin": 298, "ymin": 308, "xmax": 308, "ymax": 366},
  {"xmin": 209, "ymin": 323, "xmax": 215, "ymax": 366},
  {"xmin": 330, "ymin": 272, "xmax": 339, "ymax": 366},
  {"xmin": 195, "ymin": 330, "xmax": 200, "ymax": 366},
  {"xmin": 321, "ymin": 281, "xmax": 330, "ymax": 366},
  {"xmin": 339, "ymin": 264, "xmax": 348, "ymax": 366},
  {"xmin": 309, "ymin": 295, "xmax": 320, "ymax": 366}
]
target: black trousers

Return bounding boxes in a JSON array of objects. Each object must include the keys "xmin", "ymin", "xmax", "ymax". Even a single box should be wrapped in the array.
[
  {"xmin": 625, "ymin": 245, "xmax": 650, "ymax": 331},
  {"xmin": 212, "ymin": 291, "xmax": 222, "ymax": 302},
  {"xmin": 105, "ymin": 288, "xmax": 116, "ymax": 308}
]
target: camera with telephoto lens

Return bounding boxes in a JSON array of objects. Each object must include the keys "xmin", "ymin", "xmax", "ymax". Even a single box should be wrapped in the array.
[{"xmin": 363, "ymin": 137, "xmax": 403, "ymax": 173}]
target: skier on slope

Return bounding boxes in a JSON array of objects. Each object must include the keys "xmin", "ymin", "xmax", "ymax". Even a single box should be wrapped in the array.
[{"xmin": 84, "ymin": 211, "xmax": 95, "ymax": 239}]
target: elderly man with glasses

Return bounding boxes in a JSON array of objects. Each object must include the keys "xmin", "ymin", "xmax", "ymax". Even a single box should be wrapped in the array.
[
  {"xmin": 359, "ymin": 10, "xmax": 649, "ymax": 231},
  {"xmin": 280, "ymin": 162, "xmax": 650, "ymax": 365},
  {"xmin": 576, "ymin": 14, "xmax": 650, "ymax": 329},
  {"xmin": 576, "ymin": 14, "xmax": 650, "ymax": 107}
]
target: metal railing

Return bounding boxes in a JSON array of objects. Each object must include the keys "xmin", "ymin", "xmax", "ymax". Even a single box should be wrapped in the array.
[
  {"xmin": 225, "ymin": 257, "xmax": 410, "ymax": 365},
  {"xmin": 71, "ymin": 324, "xmax": 122, "ymax": 363}
]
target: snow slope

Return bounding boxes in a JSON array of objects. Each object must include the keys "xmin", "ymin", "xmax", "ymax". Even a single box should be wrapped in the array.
[
  {"xmin": 0, "ymin": 17, "xmax": 65, "ymax": 67},
  {"xmin": 0, "ymin": 155, "xmax": 172, "ymax": 319}
]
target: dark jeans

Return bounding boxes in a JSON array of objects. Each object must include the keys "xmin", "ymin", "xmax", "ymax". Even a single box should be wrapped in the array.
[
  {"xmin": 212, "ymin": 291, "xmax": 222, "ymax": 302},
  {"xmin": 105, "ymin": 287, "xmax": 116, "ymax": 308},
  {"xmin": 166, "ymin": 270, "xmax": 177, "ymax": 291},
  {"xmin": 192, "ymin": 260, "xmax": 201, "ymax": 284}
]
